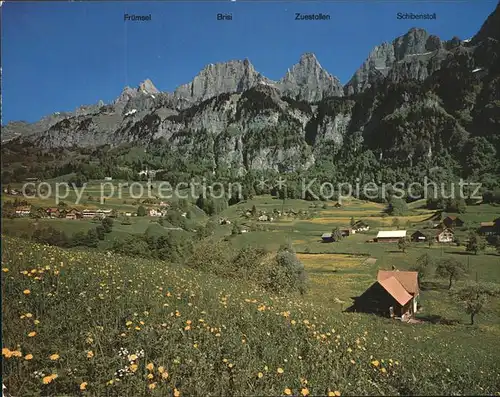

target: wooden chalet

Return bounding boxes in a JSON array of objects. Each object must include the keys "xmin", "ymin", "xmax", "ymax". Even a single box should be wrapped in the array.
[
  {"xmin": 321, "ymin": 232, "xmax": 334, "ymax": 242},
  {"xmin": 353, "ymin": 220, "xmax": 370, "ymax": 232},
  {"xmin": 340, "ymin": 228, "xmax": 355, "ymax": 237},
  {"xmin": 46, "ymin": 208, "xmax": 60, "ymax": 218},
  {"xmin": 411, "ymin": 230, "xmax": 427, "ymax": 242},
  {"xmin": 442, "ymin": 216, "xmax": 464, "ymax": 228},
  {"xmin": 436, "ymin": 228, "xmax": 454, "ymax": 243},
  {"xmin": 479, "ymin": 219, "xmax": 500, "ymax": 236},
  {"xmin": 350, "ymin": 270, "xmax": 419, "ymax": 321},
  {"xmin": 15, "ymin": 206, "xmax": 31, "ymax": 217}
]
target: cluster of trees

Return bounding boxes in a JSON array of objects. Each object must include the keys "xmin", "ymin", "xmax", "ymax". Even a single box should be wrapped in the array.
[
  {"xmin": 112, "ymin": 230, "xmax": 193, "ymax": 263},
  {"xmin": 411, "ymin": 253, "xmax": 499, "ymax": 325},
  {"xmin": 31, "ymin": 217, "xmax": 114, "ymax": 248},
  {"xmin": 187, "ymin": 239, "xmax": 307, "ymax": 295},
  {"xmin": 426, "ymin": 196, "xmax": 467, "ymax": 213}
]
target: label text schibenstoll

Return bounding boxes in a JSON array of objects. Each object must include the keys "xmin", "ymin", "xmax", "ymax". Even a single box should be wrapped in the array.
[
  {"xmin": 397, "ymin": 12, "xmax": 436, "ymax": 20},
  {"xmin": 124, "ymin": 14, "xmax": 152, "ymax": 22},
  {"xmin": 295, "ymin": 13, "xmax": 331, "ymax": 21}
]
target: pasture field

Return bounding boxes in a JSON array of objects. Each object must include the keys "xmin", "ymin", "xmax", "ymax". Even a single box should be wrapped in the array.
[
  {"xmin": 2, "ymin": 192, "xmax": 500, "ymax": 395},
  {"xmin": 2, "ymin": 236, "xmax": 500, "ymax": 396},
  {"xmin": 2, "ymin": 181, "xmax": 198, "ymax": 212}
]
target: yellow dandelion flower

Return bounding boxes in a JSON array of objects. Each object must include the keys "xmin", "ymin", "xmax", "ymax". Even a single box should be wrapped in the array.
[
  {"xmin": 173, "ymin": 388, "xmax": 181, "ymax": 397},
  {"xmin": 128, "ymin": 354, "xmax": 138, "ymax": 361},
  {"xmin": 34, "ymin": 319, "xmax": 40, "ymax": 325},
  {"xmin": 158, "ymin": 366, "xmax": 165, "ymax": 374},
  {"xmin": 147, "ymin": 373, "xmax": 154, "ymax": 380},
  {"xmin": 11, "ymin": 350, "xmax": 22, "ymax": 357},
  {"xmin": 25, "ymin": 313, "xmax": 33, "ymax": 318},
  {"xmin": 2, "ymin": 268, "xmax": 8, "ymax": 272},
  {"xmin": 148, "ymin": 383, "xmax": 157, "ymax": 390},
  {"xmin": 277, "ymin": 367, "xmax": 284, "ymax": 374},
  {"xmin": 301, "ymin": 387, "xmax": 310, "ymax": 396},
  {"xmin": 87, "ymin": 351, "xmax": 94, "ymax": 358},
  {"xmin": 80, "ymin": 382, "xmax": 88, "ymax": 391},
  {"xmin": 186, "ymin": 320, "xmax": 192, "ymax": 325},
  {"xmin": 23, "ymin": 289, "xmax": 31, "ymax": 295},
  {"xmin": 28, "ymin": 331, "xmax": 37, "ymax": 337},
  {"xmin": 49, "ymin": 353, "xmax": 60, "ymax": 360},
  {"xmin": 257, "ymin": 372, "xmax": 264, "ymax": 379},
  {"xmin": 161, "ymin": 371, "xmax": 169, "ymax": 379},
  {"xmin": 381, "ymin": 368, "xmax": 387, "ymax": 374},
  {"xmin": 291, "ymin": 320, "xmax": 296, "ymax": 325},
  {"xmin": 184, "ymin": 325, "xmax": 191, "ymax": 331},
  {"xmin": 284, "ymin": 388, "xmax": 293, "ymax": 395},
  {"xmin": 371, "ymin": 360, "xmax": 380, "ymax": 367},
  {"xmin": 24, "ymin": 353, "xmax": 33, "ymax": 360},
  {"xmin": 42, "ymin": 374, "xmax": 57, "ymax": 384},
  {"xmin": 125, "ymin": 321, "xmax": 133, "ymax": 326},
  {"xmin": 130, "ymin": 364, "xmax": 138, "ymax": 372},
  {"xmin": 146, "ymin": 363, "xmax": 154, "ymax": 371}
]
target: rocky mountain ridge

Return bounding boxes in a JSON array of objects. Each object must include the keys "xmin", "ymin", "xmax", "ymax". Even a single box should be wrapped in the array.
[{"xmin": 2, "ymin": 2, "xmax": 499, "ymax": 177}]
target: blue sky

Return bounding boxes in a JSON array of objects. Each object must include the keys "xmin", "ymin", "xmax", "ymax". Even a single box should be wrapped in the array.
[{"xmin": 1, "ymin": 1, "xmax": 497, "ymax": 124}]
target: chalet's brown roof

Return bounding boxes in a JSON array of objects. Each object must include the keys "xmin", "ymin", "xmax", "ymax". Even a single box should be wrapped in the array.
[
  {"xmin": 480, "ymin": 222, "xmax": 495, "ymax": 227},
  {"xmin": 436, "ymin": 228, "xmax": 454, "ymax": 236},
  {"xmin": 378, "ymin": 276, "xmax": 413, "ymax": 306},
  {"xmin": 377, "ymin": 270, "xmax": 419, "ymax": 295}
]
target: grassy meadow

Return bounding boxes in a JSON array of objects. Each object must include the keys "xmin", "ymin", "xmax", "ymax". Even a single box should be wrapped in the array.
[{"xmin": 2, "ymin": 191, "xmax": 500, "ymax": 395}]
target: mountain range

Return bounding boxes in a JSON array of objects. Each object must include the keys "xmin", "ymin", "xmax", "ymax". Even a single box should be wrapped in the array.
[{"xmin": 2, "ymin": 2, "xmax": 499, "ymax": 179}]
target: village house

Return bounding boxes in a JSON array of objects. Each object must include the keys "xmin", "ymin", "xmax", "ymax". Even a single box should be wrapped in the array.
[
  {"xmin": 340, "ymin": 228, "xmax": 355, "ymax": 237},
  {"xmin": 149, "ymin": 208, "xmax": 162, "ymax": 217},
  {"xmin": 479, "ymin": 222, "xmax": 496, "ymax": 235},
  {"xmin": 374, "ymin": 230, "xmax": 407, "ymax": 243},
  {"xmin": 321, "ymin": 232, "xmax": 334, "ymax": 242},
  {"xmin": 46, "ymin": 208, "xmax": 60, "ymax": 218},
  {"xmin": 353, "ymin": 220, "xmax": 370, "ymax": 232},
  {"xmin": 81, "ymin": 209, "xmax": 97, "ymax": 219},
  {"xmin": 442, "ymin": 215, "xmax": 464, "ymax": 228},
  {"xmin": 411, "ymin": 230, "xmax": 427, "ymax": 242},
  {"xmin": 65, "ymin": 209, "xmax": 82, "ymax": 220},
  {"xmin": 436, "ymin": 228, "xmax": 455, "ymax": 243},
  {"xmin": 350, "ymin": 270, "xmax": 419, "ymax": 321},
  {"xmin": 479, "ymin": 219, "xmax": 500, "ymax": 236},
  {"xmin": 15, "ymin": 206, "xmax": 31, "ymax": 217}
]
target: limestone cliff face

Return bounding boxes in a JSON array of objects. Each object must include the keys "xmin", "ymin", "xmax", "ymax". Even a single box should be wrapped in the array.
[
  {"xmin": 173, "ymin": 59, "xmax": 268, "ymax": 106},
  {"xmin": 278, "ymin": 53, "xmax": 343, "ymax": 101},
  {"xmin": 345, "ymin": 28, "xmax": 454, "ymax": 95}
]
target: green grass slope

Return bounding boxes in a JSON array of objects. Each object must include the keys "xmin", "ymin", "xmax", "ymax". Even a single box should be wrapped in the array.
[{"xmin": 2, "ymin": 236, "xmax": 499, "ymax": 396}]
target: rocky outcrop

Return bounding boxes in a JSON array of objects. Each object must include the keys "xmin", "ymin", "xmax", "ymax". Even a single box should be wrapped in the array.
[
  {"xmin": 278, "ymin": 53, "xmax": 343, "ymax": 101},
  {"xmin": 345, "ymin": 28, "xmax": 453, "ymax": 95},
  {"xmin": 173, "ymin": 59, "xmax": 268, "ymax": 106},
  {"xmin": 471, "ymin": 1, "xmax": 500, "ymax": 44}
]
